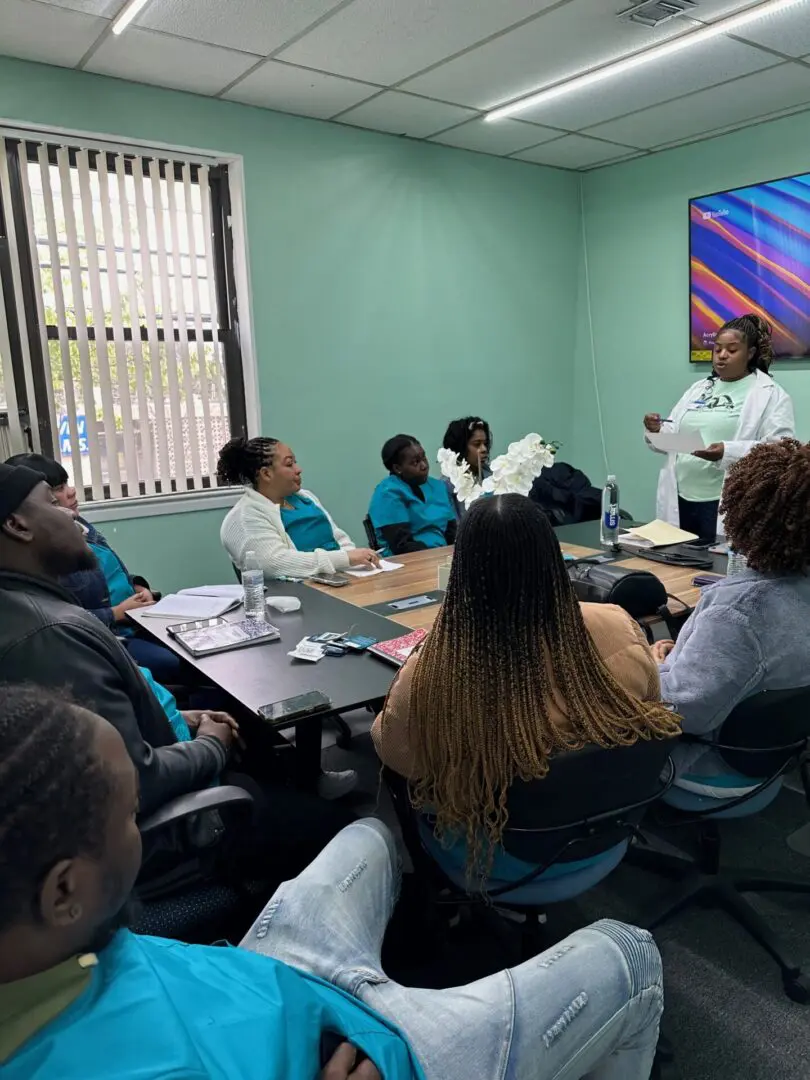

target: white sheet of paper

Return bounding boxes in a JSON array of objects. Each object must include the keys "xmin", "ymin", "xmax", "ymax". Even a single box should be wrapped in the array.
[
  {"xmin": 140, "ymin": 593, "xmax": 241, "ymax": 619},
  {"xmin": 178, "ymin": 584, "xmax": 245, "ymax": 599},
  {"xmin": 344, "ymin": 559, "xmax": 404, "ymax": 578},
  {"xmin": 646, "ymin": 430, "xmax": 705, "ymax": 453}
]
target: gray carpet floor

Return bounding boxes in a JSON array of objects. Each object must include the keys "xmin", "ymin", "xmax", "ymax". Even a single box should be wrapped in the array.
[{"xmin": 322, "ymin": 712, "xmax": 810, "ymax": 1080}]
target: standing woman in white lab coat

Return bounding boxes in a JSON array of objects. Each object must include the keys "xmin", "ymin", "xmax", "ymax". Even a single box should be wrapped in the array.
[{"xmin": 643, "ymin": 314, "xmax": 794, "ymax": 542}]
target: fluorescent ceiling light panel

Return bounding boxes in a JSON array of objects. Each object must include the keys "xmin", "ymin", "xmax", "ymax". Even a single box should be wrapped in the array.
[
  {"xmin": 485, "ymin": 0, "xmax": 808, "ymax": 120},
  {"xmin": 112, "ymin": 0, "xmax": 152, "ymax": 35}
]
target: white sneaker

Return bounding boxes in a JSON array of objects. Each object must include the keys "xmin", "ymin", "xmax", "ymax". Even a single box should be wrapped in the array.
[{"xmin": 317, "ymin": 769, "xmax": 359, "ymax": 800}]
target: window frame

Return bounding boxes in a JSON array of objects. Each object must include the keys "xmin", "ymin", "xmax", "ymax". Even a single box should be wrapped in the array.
[{"xmin": 0, "ymin": 123, "xmax": 259, "ymax": 518}]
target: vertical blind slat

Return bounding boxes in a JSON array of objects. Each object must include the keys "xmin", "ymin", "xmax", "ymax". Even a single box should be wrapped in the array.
[
  {"xmin": 133, "ymin": 158, "xmax": 171, "ymax": 488},
  {"xmin": 38, "ymin": 145, "xmax": 85, "ymax": 492},
  {"xmin": 166, "ymin": 165, "xmax": 202, "ymax": 487},
  {"xmin": 96, "ymin": 153, "xmax": 140, "ymax": 495},
  {"xmin": 182, "ymin": 163, "xmax": 215, "ymax": 481},
  {"xmin": 0, "ymin": 143, "xmax": 41, "ymax": 451},
  {"xmin": 57, "ymin": 147, "xmax": 105, "ymax": 500},
  {"xmin": 115, "ymin": 156, "xmax": 155, "ymax": 495},
  {"xmin": 16, "ymin": 142, "xmax": 57, "ymax": 442},
  {"xmin": 199, "ymin": 169, "xmax": 229, "ymax": 418},
  {"xmin": 75, "ymin": 149, "xmax": 121, "ymax": 499},
  {"xmin": 148, "ymin": 159, "xmax": 186, "ymax": 491}
]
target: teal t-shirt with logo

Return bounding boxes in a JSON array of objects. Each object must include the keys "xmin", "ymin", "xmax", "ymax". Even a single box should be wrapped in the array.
[{"xmin": 676, "ymin": 375, "xmax": 755, "ymax": 502}]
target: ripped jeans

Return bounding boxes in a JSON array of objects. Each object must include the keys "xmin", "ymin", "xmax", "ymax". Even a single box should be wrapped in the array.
[{"xmin": 240, "ymin": 819, "xmax": 663, "ymax": 1080}]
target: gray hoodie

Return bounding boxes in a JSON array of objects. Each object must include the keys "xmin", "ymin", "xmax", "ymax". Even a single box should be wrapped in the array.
[{"xmin": 659, "ymin": 568, "xmax": 810, "ymax": 783}]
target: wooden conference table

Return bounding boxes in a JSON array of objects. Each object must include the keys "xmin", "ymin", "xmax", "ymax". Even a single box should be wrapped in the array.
[
  {"xmin": 309, "ymin": 520, "xmax": 715, "ymax": 631},
  {"xmin": 131, "ymin": 520, "xmax": 720, "ymax": 760}
]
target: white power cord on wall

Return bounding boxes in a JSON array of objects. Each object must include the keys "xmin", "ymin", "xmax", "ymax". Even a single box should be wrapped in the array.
[{"xmin": 579, "ymin": 177, "xmax": 610, "ymax": 475}]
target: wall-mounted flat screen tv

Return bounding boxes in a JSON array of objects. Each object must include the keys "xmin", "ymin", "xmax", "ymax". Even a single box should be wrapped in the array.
[{"xmin": 689, "ymin": 172, "xmax": 810, "ymax": 362}]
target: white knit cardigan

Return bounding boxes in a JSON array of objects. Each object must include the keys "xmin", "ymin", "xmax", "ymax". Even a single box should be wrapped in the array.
[{"xmin": 220, "ymin": 487, "xmax": 355, "ymax": 580}]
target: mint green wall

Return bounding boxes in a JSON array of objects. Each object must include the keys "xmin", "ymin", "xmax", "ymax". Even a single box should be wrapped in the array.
[
  {"xmin": 576, "ymin": 109, "xmax": 810, "ymax": 521},
  {"xmin": 0, "ymin": 57, "xmax": 580, "ymax": 588}
]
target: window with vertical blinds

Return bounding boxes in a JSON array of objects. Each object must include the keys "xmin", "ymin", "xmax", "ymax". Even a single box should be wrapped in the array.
[{"xmin": 0, "ymin": 132, "xmax": 248, "ymax": 503}]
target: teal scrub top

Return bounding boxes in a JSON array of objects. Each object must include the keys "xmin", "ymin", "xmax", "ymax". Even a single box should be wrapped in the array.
[
  {"xmin": 369, "ymin": 475, "xmax": 454, "ymax": 555},
  {"xmin": 2, "ymin": 930, "xmax": 425, "ymax": 1080},
  {"xmin": 88, "ymin": 541, "xmax": 134, "ymax": 606},
  {"xmin": 280, "ymin": 494, "xmax": 339, "ymax": 551},
  {"xmin": 138, "ymin": 667, "xmax": 191, "ymax": 742}
]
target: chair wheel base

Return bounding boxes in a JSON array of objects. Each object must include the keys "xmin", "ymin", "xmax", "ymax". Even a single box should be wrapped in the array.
[{"xmin": 783, "ymin": 974, "xmax": 810, "ymax": 1004}]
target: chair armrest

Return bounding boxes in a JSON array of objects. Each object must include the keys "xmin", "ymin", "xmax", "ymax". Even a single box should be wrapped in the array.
[{"xmin": 139, "ymin": 785, "xmax": 254, "ymax": 836}]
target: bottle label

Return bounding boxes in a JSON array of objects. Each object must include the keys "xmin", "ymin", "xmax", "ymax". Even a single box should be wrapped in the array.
[{"xmin": 604, "ymin": 505, "xmax": 619, "ymax": 529}]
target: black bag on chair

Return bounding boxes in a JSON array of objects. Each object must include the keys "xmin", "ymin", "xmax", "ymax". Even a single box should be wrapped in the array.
[
  {"xmin": 567, "ymin": 562, "xmax": 667, "ymax": 619},
  {"xmin": 567, "ymin": 561, "xmax": 693, "ymax": 640}
]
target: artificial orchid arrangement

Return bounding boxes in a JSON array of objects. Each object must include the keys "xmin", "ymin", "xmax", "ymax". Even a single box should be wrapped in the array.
[{"xmin": 438, "ymin": 433, "xmax": 558, "ymax": 510}]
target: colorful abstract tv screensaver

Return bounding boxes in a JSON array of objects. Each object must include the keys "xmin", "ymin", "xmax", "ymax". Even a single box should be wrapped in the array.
[{"xmin": 689, "ymin": 172, "xmax": 810, "ymax": 362}]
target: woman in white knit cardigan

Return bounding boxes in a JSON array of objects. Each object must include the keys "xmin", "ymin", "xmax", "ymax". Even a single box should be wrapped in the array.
[{"xmin": 218, "ymin": 436, "xmax": 379, "ymax": 580}]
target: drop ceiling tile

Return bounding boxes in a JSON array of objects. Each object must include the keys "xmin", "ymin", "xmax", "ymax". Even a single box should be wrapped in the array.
[
  {"xmin": 516, "ymin": 37, "xmax": 777, "ymax": 131},
  {"xmin": 223, "ymin": 62, "xmax": 377, "ymax": 118},
  {"xmin": 337, "ymin": 91, "xmax": 476, "ymax": 138},
  {"xmin": 429, "ymin": 117, "xmax": 559, "ymax": 155},
  {"xmin": 733, "ymin": 5, "xmax": 810, "ymax": 59},
  {"xmin": 277, "ymin": 0, "xmax": 561, "ymax": 86},
  {"xmin": 85, "ymin": 27, "xmax": 260, "ymax": 95},
  {"xmin": 0, "ymin": 0, "xmax": 107, "ymax": 66},
  {"xmin": 402, "ymin": 0, "xmax": 756, "ymax": 109},
  {"xmin": 513, "ymin": 134, "xmax": 638, "ymax": 168},
  {"xmin": 36, "ymin": 0, "xmax": 118, "ymax": 14},
  {"xmin": 136, "ymin": 0, "xmax": 347, "ymax": 58},
  {"xmin": 585, "ymin": 62, "xmax": 810, "ymax": 148}
]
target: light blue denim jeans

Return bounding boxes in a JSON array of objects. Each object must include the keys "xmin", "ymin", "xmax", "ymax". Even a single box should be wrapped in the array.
[{"xmin": 240, "ymin": 818, "xmax": 663, "ymax": 1080}]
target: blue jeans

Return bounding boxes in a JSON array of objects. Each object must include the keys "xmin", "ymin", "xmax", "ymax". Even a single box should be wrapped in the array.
[{"xmin": 240, "ymin": 819, "xmax": 663, "ymax": 1080}]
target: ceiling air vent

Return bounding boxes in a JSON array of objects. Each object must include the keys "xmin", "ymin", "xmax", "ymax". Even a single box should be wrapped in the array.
[{"xmin": 616, "ymin": 0, "xmax": 698, "ymax": 27}]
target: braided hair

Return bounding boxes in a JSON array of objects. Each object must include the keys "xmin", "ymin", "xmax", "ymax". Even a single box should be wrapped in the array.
[
  {"xmin": 0, "ymin": 685, "xmax": 112, "ymax": 930},
  {"xmin": 442, "ymin": 417, "xmax": 492, "ymax": 464},
  {"xmin": 715, "ymin": 314, "xmax": 775, "ymax": 375},
  {"xmin": 405, "ymin": 494, "xmax": 681, "ymax": 876},
  {"xmin": 217, "ymin": 437, "xmax": 279, "ymax": 487},
  {"xmin": 721, "ymin": 439, "xmax": 810, "ymax": 575}
]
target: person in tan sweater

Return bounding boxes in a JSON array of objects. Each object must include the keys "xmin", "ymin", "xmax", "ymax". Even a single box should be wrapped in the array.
[{"xmin": 372, "ymin": 494, "xmax": 680, "ymax": 879}]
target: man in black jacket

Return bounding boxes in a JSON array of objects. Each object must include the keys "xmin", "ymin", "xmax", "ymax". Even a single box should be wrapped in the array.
[
  {"xmin": 0, "ymin": 464, "xmax": 353, "ymax": 882},
  {"xmin": 0, "ymin": 464, "xmax": 232, "ymax": 817}
]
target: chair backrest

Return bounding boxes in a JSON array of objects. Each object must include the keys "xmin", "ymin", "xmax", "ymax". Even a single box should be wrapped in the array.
[
  {"xmin": 385, "ymin": 737, "xmax": 675, "ymax": 875},
  {"xmin": 363, "ymin": 516, "xmax": 378, "ymax": 548},
  {"xmin": 716, "ymin": 686, "xmax": 810, "ymax": 776},
  {"xmin": 501, "ymin": 737, "xmax": 674, "ymax": 864}
]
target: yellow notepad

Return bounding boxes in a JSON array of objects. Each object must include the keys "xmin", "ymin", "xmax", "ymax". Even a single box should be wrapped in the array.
[{"xmin": 620, "ymin": 519, "xmax": 698, "ymax": 548}]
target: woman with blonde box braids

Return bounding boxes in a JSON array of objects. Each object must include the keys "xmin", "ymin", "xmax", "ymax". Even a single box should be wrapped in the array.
[{"xmin": 372, "ymin": 494, "xmax": 680, "ymax": 880}]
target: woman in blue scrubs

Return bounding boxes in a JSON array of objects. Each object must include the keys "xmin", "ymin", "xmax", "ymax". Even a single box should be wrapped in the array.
[{"xmin": 369, "ymin": 434, "xmax": 456, "ymax": 556}]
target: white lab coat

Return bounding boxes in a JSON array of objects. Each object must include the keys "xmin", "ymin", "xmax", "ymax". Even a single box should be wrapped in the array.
[{"xmin": 644, "ymin": 369, "xmax": 794, "ymax": 536}]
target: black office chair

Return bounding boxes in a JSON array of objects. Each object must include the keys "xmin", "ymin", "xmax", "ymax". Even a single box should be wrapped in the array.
[
  {"xmin": 363, "ymin": 516, "xmax": 378, "ymax": 549},
  {"xmin": 132, "ymin": 784, "xmax": 262, "ymax": 943},
  {"xmin": 628, "ymin": 686, "xmax": 810, "ymax": 1002},
  {"xmin": 384, "ymin": 736, "xmax": 676, "ymax": 958}
]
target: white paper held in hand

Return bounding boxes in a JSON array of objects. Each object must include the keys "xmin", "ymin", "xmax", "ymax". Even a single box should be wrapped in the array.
[
  {"xmin": 344, "ymin": 559, "xmax": 404, "ymax": 578},
  {"xmin": 646, "ymin": 430, "xmax": 705, "ymax": 453}
]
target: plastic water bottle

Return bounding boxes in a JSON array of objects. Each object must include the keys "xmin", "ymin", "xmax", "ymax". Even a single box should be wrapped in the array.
[
  {"xmin": 241, "ymin": 551, "xmax": 265, "ymax": 619},
  {"xmin": 600, "ymin": 475, "xmax": 620, "ymax": 547},
  {"xmin": 726, "ymin": 549, "xmax": 748, "ymax": 576}
]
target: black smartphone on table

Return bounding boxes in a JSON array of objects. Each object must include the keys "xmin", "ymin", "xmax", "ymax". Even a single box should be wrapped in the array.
[{"xmin": 258, "ymin": 690, "xmax": 332, "ymax": 725}]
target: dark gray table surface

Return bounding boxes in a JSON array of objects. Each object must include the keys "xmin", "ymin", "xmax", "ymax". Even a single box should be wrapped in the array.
[{"xmin": 129, "ymin": 581, "xmax": 406, "ymax": 716}]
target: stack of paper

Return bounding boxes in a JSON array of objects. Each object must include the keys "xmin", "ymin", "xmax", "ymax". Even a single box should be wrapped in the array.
[
  {"xmin": 345, "ymin": 559, "xmax": 404, "ymax": 579},
  {"xmin": 140, "ymin": 593, "xmax": 243, "ymax": 619},
  {"xmin": 620, "ymin": 520, "xmax": 698, "ymax": 549},
  {"xmin": 178, "ymin": 584, "xmax": 245, "ymax": 599}
]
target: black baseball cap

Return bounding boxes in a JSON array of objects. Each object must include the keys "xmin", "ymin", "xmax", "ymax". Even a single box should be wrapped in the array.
[{"xmin": 0, "ymin": 464, "xmax": 46, "ymax": 523}]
